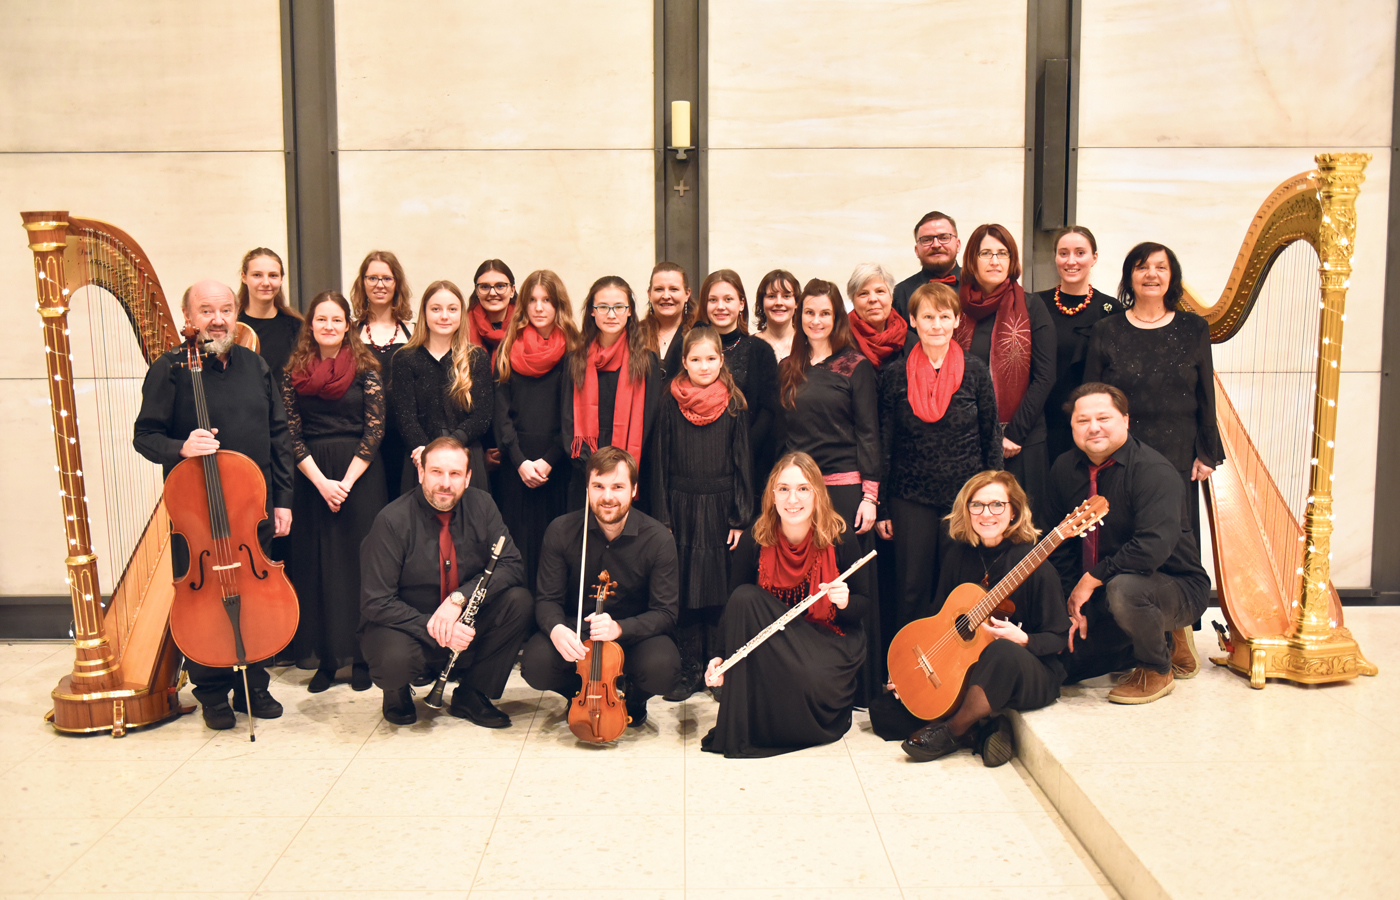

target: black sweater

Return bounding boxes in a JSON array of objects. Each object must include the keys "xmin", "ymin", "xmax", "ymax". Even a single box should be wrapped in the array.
[
  {"xmin": 934, "ymin": 540, "xmax": 1068, "ymax": 661},
  {"xmin": 652, "ymin": 396, "xmax": 754, "ymax": 530},
  {"xmin": 720, "ymin": 329, "xmax": 781, "ymax": 468},
  {"xmin": 965, "ymin": 291, "xmax": 1056, "ymax": 446},
  {"xmin": 390, "ymin": 344, "xmax": 494, "ymax": 451},
  {"xmin": 727, "ymin": 532, "xmax": 872, "ymax": 629},
  {"xmin": 782, "ymin": 347, "xmax": 882, "ymax": 483},
  {"xmin": 494, "ymin": 360, "xmax": 569, "ymax": 470},
  {"xmin": 239, "ymin": 310, "xmax": 302, "ymax": 384}
]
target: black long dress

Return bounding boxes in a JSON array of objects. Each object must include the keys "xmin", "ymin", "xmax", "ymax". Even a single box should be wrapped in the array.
[
  {"xmin": 719, "ymin": 329, "xmax": 781, "ymax": 484},
  {"xmin": 390, "ymin": 343, "xmax": 494, "ymax": 490},
  {"xmin": 1032, "ymin": 288, "xmax": 1121, "ymax": 462},
  {"xmin": 363, "ymin": 320, "xmax": 410, "ymax": 499},
  {"xmin": 562, "ymin": 347, "xmax": 665, "ymax": 513},
  {"xmin": 240, "ymin": 309, "xmax": 302, "ymax": 572},
  {"xmin": 701, "ymin": 533, "xmax": 872, "ymax": 758},
  {"xmin": 493, "ymin": 357, "xmax": 570, "ymax": 593},
  {"xmin": 1082, "ymin": 310, "xmax": 1225, "ymax": 539},
  {"xmin": 283, "ymin": 368, "xmax": 387, "ymax": 670}
]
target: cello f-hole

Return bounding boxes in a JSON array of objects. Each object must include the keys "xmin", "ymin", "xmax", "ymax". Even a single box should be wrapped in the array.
[
  {"xmin": 189, "ymin": 550, "xmax": 210, "ymax": 590},
  {"xmin": 239, "ymin": 543, "xmax": 269, "ymax": 579}
]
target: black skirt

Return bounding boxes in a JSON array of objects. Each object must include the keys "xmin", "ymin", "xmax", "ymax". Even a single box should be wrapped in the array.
[
  {"xmin": 495, "ymin": 433, "xmax": 570, "ymax": 594},
  {"xmin": 827, "ymin": 482, "xmax": 882, "ymax": 706},
  {"xmin": 701, "ymin": 585, "xmax": 865, "ymax": 758}
]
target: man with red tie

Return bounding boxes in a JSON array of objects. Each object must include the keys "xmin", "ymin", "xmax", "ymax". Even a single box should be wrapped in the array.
[
  {"xmin": 892, "ymin": 210, "xmax": 963, "ymax": 320},
  {"xmin": 359, "ymin": 436, "xmax": 533, "ymax": 726}
]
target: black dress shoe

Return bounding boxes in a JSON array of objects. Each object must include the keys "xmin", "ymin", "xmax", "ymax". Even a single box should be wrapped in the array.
[
  {"xmin": 901, "ymin": 722, "xmax": 962, "ymax": 762},
  {"xmin": 978, "ymin": 715, "xmax": 1015, "ymax": 768},
  {"xmin": 201, "ymin": 701, "xmax": 236, "ymax": 730},
  {"xmin": 625, "ymin": 695, "xmax": 648, "ymax": 728},
  {"xmin": 350, "ymin": 663, "xmax": 372, "ymax": 692},
  {"xmin": 308, "ymin": 668, "xmax": 335, "ymax": 693},
  {"xmin": 448, "ymin": 688, "xmax": 512, "ymax": 728},
  {"xmin": 383, "ymin": 686, "xmax": 417, "ymax": 725},
  {"xmin": 231, "ymin": 687, "xmax": 284, "ymax": 719}
]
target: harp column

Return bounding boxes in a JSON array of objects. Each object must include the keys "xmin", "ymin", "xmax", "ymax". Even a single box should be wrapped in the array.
[{"xmin": 22, "ymin": 212, "xmax": 118, "ymax": 691}]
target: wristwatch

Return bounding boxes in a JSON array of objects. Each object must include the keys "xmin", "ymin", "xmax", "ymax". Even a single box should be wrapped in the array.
[{"xmin": 446, "ymin": 591, "xmax": 466, "ymax": 608}]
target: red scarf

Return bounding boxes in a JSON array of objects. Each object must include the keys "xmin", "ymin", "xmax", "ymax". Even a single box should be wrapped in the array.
[
  {"xmin": 848, "ymin": 309, "xmax": 908, "ymax": 368},
  {"xmin": 571, "ymin": 335, "xmax": 647, "ymax": 462},
  {"xmin": 955, "ymin": 277, "xmax": 1030, "ymax": 425},
  {"xmin": 289, "ymin": 344, "xmax": 357, "ymax": 401},
  {"xmin": 758, "ymin": 530, "xmax": 843, "ymax": 634},
  {"xmin": 508, "ymin": 324, "xmax": 566, "ymax": 378},
  {"xmin": 670, "ymin": 374, "xmax": 730, "ymax": 426},
  {"xmin": 467, "ymin": 303, "xmax": 511, "ymax": 353},
  {"xmin": 906, "ymin": 339, "xmax": 965, "ymax": 423}
]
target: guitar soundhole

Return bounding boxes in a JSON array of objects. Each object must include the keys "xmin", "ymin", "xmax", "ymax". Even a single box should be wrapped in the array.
[{"xmin": 954, "ymin": 614, "xmax": 976, "ymax": 641}]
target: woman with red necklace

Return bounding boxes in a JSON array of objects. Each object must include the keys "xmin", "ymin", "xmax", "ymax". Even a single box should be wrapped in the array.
[
  {"xmin": 701, "ymin": 451, "xmax": 871, "ymax": 758},
  {"xmin": 492, "ymin": 270, "xmax": 580, "ymax": 592},
  {"xmin": 350, "ymin": 249, "xmax": 414, "ymax": 498},
  {"xmin": 282, "ymin": 291, "xmax": 387, "ymax": 692}
]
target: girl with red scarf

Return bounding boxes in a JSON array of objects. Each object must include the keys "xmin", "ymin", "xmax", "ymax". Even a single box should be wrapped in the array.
[
  {"xmin": 565, "ymin": 276, "xmax": 663, "ymax": 512},
  {"xmin": 467, "ymin": 260, "xmax": 516, "ymax": 478},
  {"xmin": 282, "ymin": 291, "xmax": 387, "ymax": 692},
  {"xmin": 702, "ymin": 452, "xmax": 871, "ymax": 758},
  {"xmin": 492, "ymin": 270, "xmax": 580, "ymax": 592},
  {"xmin": 653, "ymin": 326, "xmax": 754, "ymax": 701}
]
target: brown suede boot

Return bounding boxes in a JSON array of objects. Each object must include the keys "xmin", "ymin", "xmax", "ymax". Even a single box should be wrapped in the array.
[
  {"xmin": 1170, "ymin": 627, "xmax": 1200, "ymax": 678},
  {"xmin": 1107, "ymin": 667, "xmax": 1175, "ymax": 704}
]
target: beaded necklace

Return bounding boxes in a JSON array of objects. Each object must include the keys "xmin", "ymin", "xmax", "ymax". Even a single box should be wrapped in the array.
[
  {"xmin": 362, "ymin": 319, "xmax": 405, "ymax": 352},
  {"xmin": 1053, "ymin": 284, "xmax": 1094, "ymax": 316}
]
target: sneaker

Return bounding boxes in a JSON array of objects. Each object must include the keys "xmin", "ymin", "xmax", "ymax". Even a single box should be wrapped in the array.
[
  {"xmin": 231, "ymin": 686, "xmax": 284, "ymax": 718},
  {"xmin": 1170, "ymin": 628, "xmax": 1201, "ymax": 679},
  {"xmin": 1107, "ymin": 667, "xmax": 1175, "ymax": 705},
  {"xmin": 978, "ymin": 715, "xmax": 1015, "ymax": 768},
  {"xmin": 901, "ymin": 722, "xmax": 962, "ymax": 762},
  {"xmin": 201, "ymin": 701, "xmax": 236, "ymax": 730},
  {"xmin": 382, "ymin": 686, "xmax": 417, "ymax": 725}
]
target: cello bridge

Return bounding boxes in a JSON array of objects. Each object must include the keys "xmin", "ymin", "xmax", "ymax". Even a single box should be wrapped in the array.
[{"xmin": 211, "ymin": 562, "xmax": 242, "ymax": 572}]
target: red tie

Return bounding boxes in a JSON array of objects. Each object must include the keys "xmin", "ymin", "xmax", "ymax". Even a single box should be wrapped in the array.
[
  {"xmin": 929, "ymin": 274, "xmax": 957, "ymax": 284},
  {"xmin": 1083, "ymin": 459, "xmax": 1117, "ymax": 571},
  {"xmin": 437, "ymin": 511, "xmax": 458, "ymax": 601}
]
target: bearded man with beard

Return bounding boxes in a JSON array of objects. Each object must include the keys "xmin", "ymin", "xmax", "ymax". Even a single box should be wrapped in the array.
[
  {"xmin": 134, "ymin": 279, "xmax": 296, "ymax": 730},
  {"xmin": 522, "ymin": 446, "xmax": 680, "ymax": 730}
]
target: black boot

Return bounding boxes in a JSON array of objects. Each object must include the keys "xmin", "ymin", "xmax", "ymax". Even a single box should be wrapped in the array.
[
  {"xmin": 382, "ymin": 686, "xmax": 416, "ymax": 725},
  {"xmin": 350, "ymin": 662, "xmax": 372, "ymax": 692},
  {"xmin": 626, "ymin": 692, "xmax": 649, "ymax": 728},
  {"xmin": 663, "ymin": 665, "xmax": 700, "ymax": 702},
  {"xmin": 449, "ymin": 688, "xmax": 512, "ymax": 728},
  {"xmin": 201, "ymin": 700, "xmax": 235, "ymax": 730},
  {"xmin": 232, "ymin": 685, "xmax": 283, "ymax": 719},
  {"xmin": 308, "ymin": 666, "xmax": 336, "ymax": 693}
]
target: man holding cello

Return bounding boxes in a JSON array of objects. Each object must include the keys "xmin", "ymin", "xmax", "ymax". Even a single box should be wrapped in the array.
[{"xmin": 133, "ymin": 280, "xmax": 295, "ymax": 731}]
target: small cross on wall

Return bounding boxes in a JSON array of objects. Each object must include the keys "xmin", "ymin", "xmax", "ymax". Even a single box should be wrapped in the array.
[{"xmin": 673, "ymin": 180, "xmax": 690, "ymax": 197}]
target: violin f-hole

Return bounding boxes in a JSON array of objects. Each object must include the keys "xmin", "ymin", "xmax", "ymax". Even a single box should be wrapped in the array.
[
  {"xmin": 189, "ymin": 550, "xmax": 211, "ymax": 590},
  {"xmin": 239, "ymin": 543, "xmax": 269, "ymax": 579}
]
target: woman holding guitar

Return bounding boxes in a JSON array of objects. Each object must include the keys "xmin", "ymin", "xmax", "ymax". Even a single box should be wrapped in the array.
[{"xmin": 898, "ymin": 470, "xmax": 1068, "ymax": 766}]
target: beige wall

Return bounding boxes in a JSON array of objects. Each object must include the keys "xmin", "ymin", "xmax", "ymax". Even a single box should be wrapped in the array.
[
  {"xmin": 0, "ymin": 1, "xmax": 287, "ymax": 595},
  {"xmin": 1076, "ymin": 0, "xmax": 1396, "ymax": 587}
]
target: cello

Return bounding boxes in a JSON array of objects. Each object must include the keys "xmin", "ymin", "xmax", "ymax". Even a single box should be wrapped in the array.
[
  {"xmin": 568, "ymin": 571, "xmax": 628, "ymax": 743},
  {"xmin": 164, "ymin": 326, "xmax": 300, "ymax": 740}
]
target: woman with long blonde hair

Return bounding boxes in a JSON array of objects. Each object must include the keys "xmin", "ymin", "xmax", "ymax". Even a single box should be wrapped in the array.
[{"xmin": 701, "ymin": 452, "xmax": 871, "ymax": 758}]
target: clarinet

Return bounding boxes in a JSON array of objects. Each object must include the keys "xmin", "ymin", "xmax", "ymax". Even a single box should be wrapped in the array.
[{"xmin": 423, "ymin": 536, "xmax": 507, "ymax": 709}]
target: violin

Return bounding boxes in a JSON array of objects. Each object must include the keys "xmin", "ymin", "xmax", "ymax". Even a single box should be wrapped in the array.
[
  {"xmin": 164, "ymin": 326, "xmax": 299, "ymax": 739},
  {"xmin": 568, "ymin": 570, "xmax": 628, "ymax": 743}
]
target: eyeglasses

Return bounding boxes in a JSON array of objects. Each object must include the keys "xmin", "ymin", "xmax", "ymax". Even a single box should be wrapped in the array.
[
  {"xmin": 477, "ymin": 282, "xmax": 512, "ymax": 295},
  {"xmin": 917, "ymin": 233, "xmax": 958, "ymax": 247},
  {"xmin": 968, "ymin": 500, "xmax": 1008, "ymax": 514},
  {"xmin": 364, "ymin": 275, "xmax": 395, "ymax": 285},
  {"xmin": 977, "ymin": 250, "xmax": 1011, "ymax": 261},
  {"xmin": 774, "ymin": 485, "xmax": 813, "ymax": 498},
  {"xmin": 594, "ymin": 304, "xmax": 629, "ymax": 316}
]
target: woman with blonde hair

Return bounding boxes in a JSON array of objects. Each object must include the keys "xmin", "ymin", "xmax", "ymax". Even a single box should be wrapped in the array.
[
  {"xmin": 349, "ymin": 249, "xmax": 414, "ymax": 497},
  {"xmin": 702, "ymin": 452, "xmax": 871, "ymax": 758},
  {"xmin": 390, "ymin": 280, "xmax": 493, "ymax": 489}
]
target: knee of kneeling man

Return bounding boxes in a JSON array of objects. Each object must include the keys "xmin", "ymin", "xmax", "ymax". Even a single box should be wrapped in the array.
[{"xmin": 1103, "ymin": 575, "xmax": 1146, "ymax": 615}]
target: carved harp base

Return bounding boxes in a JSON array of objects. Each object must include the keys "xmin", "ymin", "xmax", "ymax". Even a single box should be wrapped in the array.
[
  {"xmin": 45, "ymin": 671, "xmax": 191, "ymax": 737},
  {"xmin": 1212, "ymin": 626, "xmax": 1378, "ymax": 689}
]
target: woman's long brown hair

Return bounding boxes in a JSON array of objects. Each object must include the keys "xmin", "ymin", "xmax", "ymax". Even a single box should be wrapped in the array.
[
  {"xmin": 237, "ymin": 248, "xmax": 301, "ymax": 319},
  {"xmin": 349, "ymin": 250, "xmax": 414, "ymax": 325},
  {"xmin": 570, "ymin": 275, "xmax": 651, "ymax": 387},
  {"xmin": 284, "ymin": 291, "xmax": 380, "ymax": 377},
  {"xmin": 638, "ymin": 262, "xmax": 695, "ymax": 354},
  {"xmin": 495, "ymin": 269, "xmax": 581, "ymax": 382},
  {"xmin": 679, "ymin": 326, "xmax": 747, "ymax": 416},
  {"xmin": 777, "ymin": 278, "xmax": 855, "ymax": 409}
]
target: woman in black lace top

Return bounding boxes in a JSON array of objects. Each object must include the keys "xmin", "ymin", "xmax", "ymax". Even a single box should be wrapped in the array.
[
  {"xmin": 351, "ymin": 250, "xmax": 414, "ymax": 498},
  {"xmin": 390, "ymin": 280, "xmax": 494, "ymax": 490},
  {"xmin": 1083, "ymin": 242, "xmax": 1224, "ymax": 539},
  {"xmin": 282, "ymin": 291, "xmax": 387, "ymax": 692}
]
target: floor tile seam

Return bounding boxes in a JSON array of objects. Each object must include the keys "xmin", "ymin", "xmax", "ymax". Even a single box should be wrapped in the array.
[
  {"xmin": 847, "ymin": 725, "xmax": 907, "ymax": 898},
  {"xmin": 21, "ymin": 812, "xmax": 124, "ymax": 896},
  {"xmin": 461, "ymin": 687, "xmax": 544, "ymax": 895}
]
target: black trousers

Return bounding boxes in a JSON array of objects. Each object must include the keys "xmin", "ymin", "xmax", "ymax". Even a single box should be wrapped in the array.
[
  {"xmin": 520, "ymin": 630, "xmax": 680, "ymax": 702},
  {"xmin": 360, "ymin": 586, "xmax": 533, "ymax": 698},
  {"xmin": 888, "ymin": 497, "xmax": 953, "ymax": 632},
  {"xmin": 1062, "ymin": 572, "xmax": 1196, "ymax": 681}
]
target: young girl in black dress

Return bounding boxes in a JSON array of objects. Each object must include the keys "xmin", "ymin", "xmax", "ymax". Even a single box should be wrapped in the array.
[{"xmin": 653, "ymin": 326, "xmax": 754, "ymax": 699}]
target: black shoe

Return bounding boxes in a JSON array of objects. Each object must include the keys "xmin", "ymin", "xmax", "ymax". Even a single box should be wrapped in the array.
[
  {"xmin": 901, "ymin": 722, "xmax": 962, "ymax": 763},
  {"xmin": 626, "ymin": 695, "xmax": 649, "ymax": 728},
  {"xmin": 978, "ymin": 715, "xmax": 1015, "ymax": 768},
  {"xmin": 308, "ymin": 667, "xmax": 335, "ymax": 693},
  {"xmin": 410, "ymin": 671, "xmax": 434, "ymax": 687},
  {"xmin": 231, "ymin": 686, "xmax": 284, "ymax": 719},
  {"xmin": 350, "ymin": 663, "xmax": 372, "ymax": 692},
  {"xmin": 201, "ymin": 701, "xmax": 236, "ymax": 730},
  {"xmin": 662, "ymin": 668, "xmax": 699, "ymax": 702},
  {"xmin": 448, "ymin": 688, "xmax": 512, "ymax": 728},
  {"xmin": 383, "ymin": 686, "xmax": 417, "ymax": 725}
]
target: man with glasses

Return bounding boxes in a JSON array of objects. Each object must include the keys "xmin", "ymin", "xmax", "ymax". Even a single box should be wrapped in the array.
[{"xmin": 893, "ymin": 211, "xmax": 962, "ymax": 320}]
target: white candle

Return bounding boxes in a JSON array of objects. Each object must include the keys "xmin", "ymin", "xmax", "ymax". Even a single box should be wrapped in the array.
[{"xmin": 671, "ymin": 100, "xmax": 691, "ymax": 148}]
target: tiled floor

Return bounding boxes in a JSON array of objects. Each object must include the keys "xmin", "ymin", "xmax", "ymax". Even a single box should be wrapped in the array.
[{"xmin": 0, "ymin": 639, "xmax": 1117, "ymax": 899}]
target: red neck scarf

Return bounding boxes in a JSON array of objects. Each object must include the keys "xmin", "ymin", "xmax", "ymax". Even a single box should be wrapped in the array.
[
  {"xmin": 905, "ymin": 339, "xmax": 965, "ymax": 423},
  {"xmin": 467, "ymin": 303, "xmax": 511, "ymax": 352},
  {"xmin": 848, "ymin": 309, "xmax": 908, "ymax": 368},
  {"xmin": 572, "ymin": 334, "xmax": 647, "ymax": 462},
  {"xmin": 758, "ymin": 529, "xmax": 843, "ymax": 634},
  {"xmin": 289, "ymin": 344, "xmax": 357, "ymax": 401},
  {"xmin": 509, "ymin": 324, "xmax": 566, "ymax": 378},
  {"xmin": 955, "ymin": 277, "xmax": 1030, "ymax": 425},
  {"xmin": 670, "ymin": 373, "xmax": 730, "ymax": 426}
]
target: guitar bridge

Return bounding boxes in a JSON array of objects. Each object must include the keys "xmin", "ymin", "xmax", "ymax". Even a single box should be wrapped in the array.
[{"xmin": 913, "ymin": 646, "xmax": 941, "ymax": 688}]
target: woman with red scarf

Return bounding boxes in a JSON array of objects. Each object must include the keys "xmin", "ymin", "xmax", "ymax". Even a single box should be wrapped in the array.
[
  {"xmin": 956, "ymin": 224, "xmax": 1056, "ymax": 529},
  {"xmin": 492, "ymin": 270, "xmax": 580, "ymax": 592},
  {"xmin": 653, "ymin": 326, "xmax": 754, "ymax": 700},
  {"xmin": 467, "ymin": 260, "xmax": 516, "ymax": 481},
  {"xmin": 701, "ymin": 452, "xmax": 871, "ymax": 757},
  {"xmin": 565, "ymin": 275, "xmax": 664, "ymax": 511},
  {"xmin": 282, "ymin": 291, "xmax": 387, "ymax": 692},
  {"xmin": 847, "ymin": 262, "xmax": 909, "ymax": 371}
]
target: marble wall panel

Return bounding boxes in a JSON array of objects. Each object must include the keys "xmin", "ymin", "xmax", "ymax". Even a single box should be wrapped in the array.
[
  {"xmin": 708, "ymin": 0, "xmax": 1026, "ymax": 150},
  {"xmin": 707, "ymin": 148, "xmax": 1025, "ymax": 300},
  {"xmin": 0, "ymin": 379, "xmax": 72, "ymax": 595},
  {"xmin": 0, "ymin": 0, "xmax": 283, "ymax": 152},
  {"xmin": 338, "ymin": 150, "xmax": 655, "ymax": 318},
  {"xmin": 1078, "ymin": 0, "xmax": 1396, "ymax": 148},
  {"xmin": 335, "ymin": 0, "xmax": 653, "ymax": 151}
]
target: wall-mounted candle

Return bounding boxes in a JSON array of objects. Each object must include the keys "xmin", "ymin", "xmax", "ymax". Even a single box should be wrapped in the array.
[{"xmin": 671, "ymin": 100, "xmax": 691, "ymax": 148}]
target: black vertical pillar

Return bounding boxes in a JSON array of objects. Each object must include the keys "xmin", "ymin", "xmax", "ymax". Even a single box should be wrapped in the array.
[
  {"xmin": 1371, "ymin": 5, "xmax": 1400, "ymax": 603},
  {"xmin": 656, "ymin": 0, "xmax": 706, "ymax": 284},
  {"xmin": 1025, "ymin": 0, "xmax": 1079, "ymax": 292}
]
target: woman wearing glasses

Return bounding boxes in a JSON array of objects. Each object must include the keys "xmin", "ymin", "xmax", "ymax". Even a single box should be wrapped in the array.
[
  {"xmin": 351, "ymin": 250, "xmax": 414, "ymax": 497},
  {"xmin": 876, "ymin": 283, "xmax": 1002, "ymax": 632},
  {"xmin": 565, "ymin": 276, "xmax": 663, "ymax": 511},
  {"xmin": 466, "ymin": 259, "xmax": 517, "ymax": 356},
  {"xmin": 956, "ymin": 224, "xmax": 1056, "ymax": 529},
  {"xmin": 701, "ymin": 452, "xmax": 872, "ymax": 758},
  {"xmin": 898, "ymin": 470, "xmax": 1067, "ymax": 766}
]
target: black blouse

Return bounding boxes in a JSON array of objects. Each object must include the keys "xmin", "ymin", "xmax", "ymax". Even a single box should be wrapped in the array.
[
  {"xmin": 239, "ymin": 310, "xmax": 302, "ymax": 383},
  {"xmin": 934, "ymin": 540, "xmax": 1068, "ymax": 663},
  {"xmin": 720, "ymin": 329, "xmax": 781, "ymax": 465},
  {"xmin": 653, "ymin": 396, "xmax": 754, "ymax": 531},
  {"xmin": 281, "ymin": 368, "xmax": 386, "ymax": 464},
  {"xmin": 390, "ymin": 344, "xmax": 494, "ymax": 451},
  {"xmin": 782, "ymin": 347, "xmax": 882, "ymax": 483},
  {"xmin": 494, "ymin": 359, "xmax": 569, "ymax": 470},
  {"xmin": 727, "ymin": 532, "xmax": 872, "ymax": 629},
  {"xmin": 1032, "ymin": 288, "xmax": 1122, "ymax": 452},
  {"xmin": 1083, "ymin": 311, "xmax": 1225, "ymax": 472},
  {"xmin": 965, "ymin": 292, "xmax": 1056, "ymax": 446}
]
